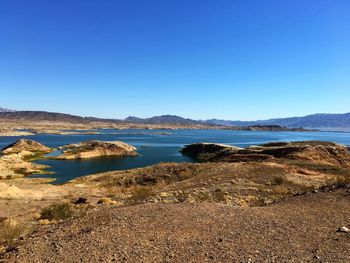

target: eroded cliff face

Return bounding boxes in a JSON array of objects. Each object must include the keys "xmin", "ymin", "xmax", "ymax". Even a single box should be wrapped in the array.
[{"xmin": 52, "ymin": 140, "xmax": 138, "ymax": 160}]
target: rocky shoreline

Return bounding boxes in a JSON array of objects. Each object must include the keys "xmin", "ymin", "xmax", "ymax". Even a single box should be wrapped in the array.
[
  {"xmin": 0, "ymin": 139, "xmax": 52, "ymax": 179},
  {"xmin": 0, "ymin": 139, "xmax": 138, "ymax": 178},
  {"xmin": 181, "ymin": 141, "xmax": 350, "ymax": 165},
  {"xmin": 0, "ymin": 139, "xmax": 349, "ymax": 261},
  {"xmin": 0, "ymin": 117, "xmax": 315, "ymax": 137}
]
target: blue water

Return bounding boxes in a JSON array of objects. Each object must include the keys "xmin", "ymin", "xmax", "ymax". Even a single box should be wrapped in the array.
[{"xmin": 0, "ymin": 129, "xmax": 349, "ymax": 184}]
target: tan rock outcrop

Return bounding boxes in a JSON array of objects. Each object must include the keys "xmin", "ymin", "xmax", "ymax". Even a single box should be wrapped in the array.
[
  {"xmin": 52, "ymin": 140, "xmax": 138, "ymax": 160},
  {"xmin": 0, "ymin": 154, "xmax": 50, "ymax": 179},
  {"xmin": 1, "ymin": 139, "xmax": 52, "ymax": 155},
  {"xmin": 0, "ymin": 139, "xmax": 52, "ymax": 178}
]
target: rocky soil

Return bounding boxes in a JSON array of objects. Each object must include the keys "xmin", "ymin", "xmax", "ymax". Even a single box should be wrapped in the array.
[
  {"xmin": 0, "ymin": 177, "xmax": 103, "ymax": 225},
  {"xmin": 2, "ymin": 188, "xmax": 350, "ymax": 263}
]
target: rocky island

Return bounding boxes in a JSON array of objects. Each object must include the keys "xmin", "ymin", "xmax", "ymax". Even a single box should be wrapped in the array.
[
  {"xmin": 181, "ymin": 141, "xmax": 350, "ymax": 165},
  {"xmin": 52, "ymin": 140, "xmax": 138, "ymax": 160},
  {"xmin": 1, "ymin": 139, "xmax": 52, "ymax": 156}
]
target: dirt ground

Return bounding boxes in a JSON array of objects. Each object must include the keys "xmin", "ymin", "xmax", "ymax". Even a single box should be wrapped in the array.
[
  {"xmin": 2, "ymin": 187, "xmax": 350, "ymax": 263},
  {"xmin": 0, "ymin": 178, "xmax": 102, "ymax": 223}
]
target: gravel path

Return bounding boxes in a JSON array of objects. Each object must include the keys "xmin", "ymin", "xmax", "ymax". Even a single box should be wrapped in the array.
[{"xmin": 3, "ymin": 189, "xmax": 350, "ymax": 263}]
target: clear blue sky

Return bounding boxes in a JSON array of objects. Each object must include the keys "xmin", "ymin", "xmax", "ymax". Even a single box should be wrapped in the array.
[{"xmin": 0, "ymin": 0, "xmax": 349, "ymax": 120}]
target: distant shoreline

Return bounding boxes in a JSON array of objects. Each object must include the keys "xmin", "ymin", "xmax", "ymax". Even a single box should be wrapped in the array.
[
  {"xmin": 1, "ymin": 110, "xmax": 350, "ymax": 131},
  {"xmin": 0, "ymin": 122, "xmax": 314, "ymax": 137}
]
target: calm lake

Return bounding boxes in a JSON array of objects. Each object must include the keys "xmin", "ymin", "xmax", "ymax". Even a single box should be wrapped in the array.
[{"xmin": 1, "ymin": 129, "xmax": 349, "ymax": 184}]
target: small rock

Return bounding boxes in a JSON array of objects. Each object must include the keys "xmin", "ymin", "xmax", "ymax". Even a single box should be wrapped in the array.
[
  {"xmin": 38, "ymin": 219, "xmax": 51, "ymax": 225},
  {"xmin": 97, "ymin": 197, "xmax": 112, "ymax": 204},
  {"xmin": 338, "ymin": 226, "xmax": 350, "ymax": 233},
  {"xmin": 109, "ymin": 200, "xmax": 122, "ymax": 206},
  {"xmin": 32, "ymin": 212, "xmax": 41, "ymax": 220}
]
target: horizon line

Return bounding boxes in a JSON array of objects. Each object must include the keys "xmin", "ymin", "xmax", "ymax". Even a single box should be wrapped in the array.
[{"xmin": 1, "ymin": 107, "xmax": 349, "ymax": 122}]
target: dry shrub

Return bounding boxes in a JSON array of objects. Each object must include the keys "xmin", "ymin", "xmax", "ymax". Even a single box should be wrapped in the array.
[
  {"xmin": 0, "ymin": 219, "xmax": 27, "ymax": 250},
  {"xmin": 40, "ymin": 203, "xmax": 74, "ymax": 221},
  {"xmin": 129, "ymin": 187, "xmax": 155, "ymax": 204},
  {"xmin": 272, "ymin": 176, "xmax": 284, "ymax": 185},
  {"xmin": 195, "ymin": 191, "xmax": 212, "ymax": 202},
  {"xmin": 212, "ymin": 189, "xmax": 227, "ymax": 202},
  {"xmin": 176, "ymin": 191, "xmax": 189, "ymax": 203}
]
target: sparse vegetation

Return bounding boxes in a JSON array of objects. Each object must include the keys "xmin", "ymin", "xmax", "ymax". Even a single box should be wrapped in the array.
[
  {"xmin": 129, "ymin": 186, "xmax": 155, "ymax": 204},
  {"xmin": 212, "ymin": 188, "xmax": 228, "ymax": 202},
  {"xmin": 195, "ymin": 191, "xmax": 212, "ymax": 202},
  {"xmin": 40, "ymin": 203, "xmax": 74, "ymax": 221},
  {"xmin": 0, "ymin": 219, "xmax": 28, "ymax": 251},
  {"xmin": 176, "ymin": 191, "xmax": 189, "ymax": 203},
  {"xmin": 272, "ymin": 176, "xmax": 284, "ymax": 185}
]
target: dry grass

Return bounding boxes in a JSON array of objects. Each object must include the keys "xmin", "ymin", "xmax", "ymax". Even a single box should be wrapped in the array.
[
  {"xmin": 129, "ymin": 186, "xmax": 155, "ymax": 204},
  {"xmin": 0, "ymin": 219, "xmax": 28, "ymax": 251}
]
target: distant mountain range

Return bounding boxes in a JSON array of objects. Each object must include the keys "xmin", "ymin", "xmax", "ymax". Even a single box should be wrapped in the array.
[
  {"xmin": 0, "ymin": 108, "xmax": 349, "ymax": 130},
  {"xmin": 0, "ymin": 110, "xmax": 123, "ymax": 124},
  {"xmin": 206, "ymin": 113, "xmax": 350, "ymax": 129},
  {"xmin": 126, "ymin": 113, "xmax": 350, "ymax": 129},
  {"xmin": 125, "ymin": 115, "xmax": 204, "ymax": 126},
  {"xmin": 0, "ymin": 107, "xmax": 15, "ymax": 112}
]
